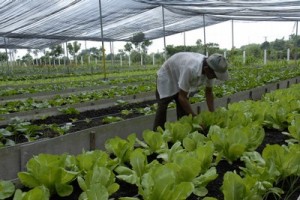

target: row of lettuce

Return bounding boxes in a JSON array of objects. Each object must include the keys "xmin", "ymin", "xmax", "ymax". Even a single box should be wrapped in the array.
[
  {"xmin": 0, "ymin": 73, "xmax": 155, "ymax": 97},
  {"xmin": 1, "ymin": 63, "xmax": 300, "ymax": 116},
  {"xmin": 0, "ymin": 81, "xmax": 299, "ymax": 200},
  {"xmin": 0, "ymin": 64, "xmax": 299, "ymax": 148},
  {"xmin": 0, "ymin": 66, "xmax": 158, "ymax": 86}
]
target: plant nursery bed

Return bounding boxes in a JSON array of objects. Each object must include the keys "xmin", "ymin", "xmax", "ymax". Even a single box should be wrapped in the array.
[
  {"xmin": 6, "ymin": 128, "xmax": 299, "ymax": 200},
  {"xmin": 0, "ymin": 99, "xmax": 157, "ymax": 145}
]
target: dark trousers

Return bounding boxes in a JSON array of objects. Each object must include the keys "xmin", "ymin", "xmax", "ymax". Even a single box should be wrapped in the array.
[{"xmin": 153, "ymin": 90, "xmax": 188, "ymax": 131}]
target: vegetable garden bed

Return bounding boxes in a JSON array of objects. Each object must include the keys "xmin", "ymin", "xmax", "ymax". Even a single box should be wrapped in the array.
[
  {"xmin": 1, "ymin": 81, "xmax": 300, "ymax": 200},
  {"xmin": 0, "ymin": 77, "xmax": 298, "ymax": 181},
  {"xmin": 11, "ymin": 128, "xmax": 294, "ymax": 200}
]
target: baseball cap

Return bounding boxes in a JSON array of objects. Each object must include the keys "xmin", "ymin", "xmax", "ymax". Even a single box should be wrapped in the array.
[{"xmin": 207, "ymin": 53, "xmax": 229, "ymax": 81}]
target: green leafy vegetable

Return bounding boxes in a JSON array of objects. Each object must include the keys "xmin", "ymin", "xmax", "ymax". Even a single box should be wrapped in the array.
[{"xmin": 18, "ymin": 154, "xmax": 79, "ymax": 197}]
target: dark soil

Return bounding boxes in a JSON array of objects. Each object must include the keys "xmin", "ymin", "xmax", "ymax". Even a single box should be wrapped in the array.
[{"xmin": 33, "ymin": 99, "xmax": 157, "ymax": 134}]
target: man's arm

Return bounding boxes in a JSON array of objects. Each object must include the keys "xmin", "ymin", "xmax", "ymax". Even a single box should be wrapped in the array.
[
  {"xmin": 205, "ymin": 86, "xmax": 214, "ymax": 112},
  {"xmin": 178, "ymin": 89, "xmax": 197, "ymax": 116}
]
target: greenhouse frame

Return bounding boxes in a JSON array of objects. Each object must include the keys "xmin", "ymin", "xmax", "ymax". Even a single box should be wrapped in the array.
[{"xmin": 1, "ymin": 0, "xmax": 300, "ymax": 49}]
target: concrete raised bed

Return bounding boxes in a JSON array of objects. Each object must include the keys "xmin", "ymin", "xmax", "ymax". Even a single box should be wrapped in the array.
[
  {"xmin": 0, "ymin": 91, "xmax": 155, "ymax": 126},
  {"xmin": 0, "ymin": 77, "xmax": 299, "ymax": 181}
]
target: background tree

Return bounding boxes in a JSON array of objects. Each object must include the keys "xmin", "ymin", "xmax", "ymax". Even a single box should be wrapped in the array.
[
  {"xmin": 206, "ymin": 42, "xmax": 220, "ymax": 55},
  {"xmin": 124, "ymin": 42, "xmax": 133, "ymax": 53},
  {"xmin": 67, "ymin": 41, "xmax": 81, "ymax": 60},
  {"xmin": 270, "ymin": 38, "xmax": 286, "ymax": 60},
  {"xmin": 49, "ymin": 44, "xmax": 64, "ymax": 57},
  {"xmin": 124, "ymin": 42, "xmax": 133, "ymax": 65},
  {"xmin": 260, "ymin": 41, "xmax": 270, "ymax": 50},
  {"xmin": 89, "ymin": 47, "xmax": 101, "ymax": 58},
  {"xmin": 0, "ymin": 52, "xmax": 8, "ymax": 61},
  {"xmin": 130, "ymin": 32, "xmax": 152, "ymax": 65},
  {"xmin": 287, "ymin": 34, "xmax": 300, "ymax": 60},
  {"xmin": 195, "ymin": 39, "xmax": 207, "ymax": 53},
  {"xmin": 22, "ymin": 53, "xmax": 33, "ymax": 65}
]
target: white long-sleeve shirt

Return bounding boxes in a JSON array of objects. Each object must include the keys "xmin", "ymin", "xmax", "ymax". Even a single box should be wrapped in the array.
[{"xmin": 157, "ymin": 52, "xmax": 214, "ymax": 99}]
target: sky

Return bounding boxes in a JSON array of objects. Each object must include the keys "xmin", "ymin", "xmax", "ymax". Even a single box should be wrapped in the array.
[
  {"xmin": 82, "ymin": 20, "xmax": 297, "ymax": 55},
  {"xmin": 3, "ymin": 20, "xmax": 298, "ymax": 59}
]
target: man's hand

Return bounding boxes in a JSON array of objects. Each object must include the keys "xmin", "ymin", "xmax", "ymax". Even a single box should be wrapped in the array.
[
  {"xmin": 188, "ymin": 89, "xmax": 200, "ymax": 97},
  {"xmin": 178, "ymin": 89, "xmax": 196, "ymax": 116}
]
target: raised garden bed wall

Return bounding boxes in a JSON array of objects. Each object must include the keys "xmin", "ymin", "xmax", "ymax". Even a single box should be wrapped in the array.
[
  {"xmin": 0, "ymin": 76, "xmax": 299, "ymax": 181},
  {"xmin": 0, "ymin": 91, "xmax": 155, "ymax": 126}
]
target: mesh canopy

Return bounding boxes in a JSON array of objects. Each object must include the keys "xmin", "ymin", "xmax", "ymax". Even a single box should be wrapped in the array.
[{"xmin": 1, "ymin": 0, "xmax": 300, "ymax": 49}]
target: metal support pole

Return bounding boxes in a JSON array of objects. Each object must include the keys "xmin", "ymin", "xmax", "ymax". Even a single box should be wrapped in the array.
[
  {"xmin": 264, "ymin": 49, "xmax": 267, "ymax": 65},
  {"xmin": 231, "ymin": 20, "xmax": 234, "ymax": 49},
  {"xmin": 110, "ymin": 41, "xmax": 114, "ymax": 67},
  {"xmin": 4, "ymin": 37, "xmax": 10, "ymax": 75},
  {"xmin": 183, "ymin": 32, "xmax": 186, "ymax": 47},
  {"xmin": 162, "ymin": 5, "xmax": 166, "ymax": 60},
  {"xmin": 98, "ymin": 0, "xmax": 107, "ymax": 79},
  {"xmin": 203, "ymin": 15, "xmax": 207, "ymax": 55},
  {"xmin": 295, "ymin": 21, "xmax": 298, "ymax": 62},
  {"xmin": 152, "ymin": 53, "xmax": 155, "ymax": 66}
]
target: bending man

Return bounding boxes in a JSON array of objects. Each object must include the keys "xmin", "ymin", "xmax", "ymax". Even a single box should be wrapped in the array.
[{"xmin": 153, "ymin": 52, "xmax": 229, "ymax": 131}]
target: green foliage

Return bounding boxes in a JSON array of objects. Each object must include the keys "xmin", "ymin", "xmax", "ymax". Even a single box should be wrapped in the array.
[
  {"xmin": 124, "ymin": 42, "xmax": 133, "ymax": 53},
  {"xmin": 105, "ymin": 134, "xmax": 136, "ymax": 165},
  {"xmin": 139, "ymin": 164, "xmax": 194, "ymax": 200},
  {"xmin": 135, "ymin": 129, "xmax": 166, "ymax": 154},
  {"xmin": 208, "ymin": 124, "xmax": 264, "ymax": 163},
  {"xmin": 58, "ymin": 107, "xmax": 80, "ymax": 115},
  {"xmin": 114, "ymin": 148, "xmax": 151, "ymax": 185},
  {"xmin": 262, "ymin": 144, "xmax": 300, "ymax": 179},
  {"xmin": 18, "ymin": 154, "xmax": 79, "ymax": 197},
  {"xmin": 76, "ymin": 150, "xmax": 113, "ymax": 173},
  {"xmin": 287, "ymin": 114, "xmax": 300, "ymax": 142},
  {"xmin": 163, "ymin": 120, "xmax": 192, "ymax": 143},
  {"xmin": 0, "ymin": 128, "xmax": 15, "ymax": 147},
  {"xmin": 130, "ymin": 32, "xmax": 145, "ymax": 48},
  {"xmin": 21, "ymin": 53, "xmax": 33, "ymax": 64},
  {"xmin": 67, "ymin": 41, "xmax": 81, "ymax": 56},
  {"xmin": 0, "ymin": 52, "xmax": 8, "ymax": 62},
  {"xmin": 49, "ymin": 44, "xmax": 64, "ymax": 57},
  {"xmin": 102, "ymin": 116, "xmax": 123, "ymax": 124},
  {"xmin": 0, "ymin": 180, "xmax": 15, "ymax": 199},
  {"xmin": 78, "ymin": 166, "xmax": 119, "ymax": 199},
  {"xmin": 222, "ymin": 172, "xmax": 266, "ymax": 200},
  {"xmin": 13, "ymin": 186, "xmax": 50, "ymax": 200}
]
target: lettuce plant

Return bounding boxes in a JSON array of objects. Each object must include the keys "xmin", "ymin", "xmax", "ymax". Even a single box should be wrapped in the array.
[
  {"xmin": 105, "ymin": 134, "xmax": 136, "ymax": 165},
  {"xmin": 13, "ymin": 186, "xmax": 50, "ymax": 200},
  {"xmin": 182, "ymin": 131, "xmax": 209, "ymax": 152},
  {"xmin": 135, "ymin": 129, "xmax": 168, "ymax": 157},
  {"xmin": 287, "ymin": 114, "xmax": 300, "ymax": 143},
  {"xmin": 241, "ymin": 144, "xmax": 300, "ymax": 199},
  {"xmin": 222, "ymin": 171, "xmax": 274, "ymax": 200},
  {"xmin": 262, "ymin": 144, "xmax": 300, "ymax": 179},
  {"xmin": 240, "ymin": 151, "xmax": 283, "ymax": 198},
  {"xmin": 77, "ymin": 166, "xmax": 119, "ymax": 200},
  {"xmin": 76, "ymin": 150, "xmax": 115, "ymax": 174},
  {"xmin": 18, "ymin": 154, "xmax": 79, "ymax": 197},
  {"xmin": 139, "ymin": 164, "xmax": 194, "ymax": 200},
  {"xmin": 0, "ymin": 128, "xmax": 15, "ymax": 147},
  {"xmin": 162, "ymin": 121, "xmax": 192, "ymax": 144},
  {"xmin": 170, "ymin": 146, "xmax": 218, "ymax": 197},
  {"xmin": 102, "ymin": 116, "xmax": 123, "ymax": 124},
  {"xmin": 114, "ymin": 148, "xmax": 160, "ymax": 186},
  {"xmin": 0, "ymin": 179, "xmax": 15, "ymax": 199},
  {"xmin": 208, "ymin": 124, "xmax": 264, "ymax": 164}
]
